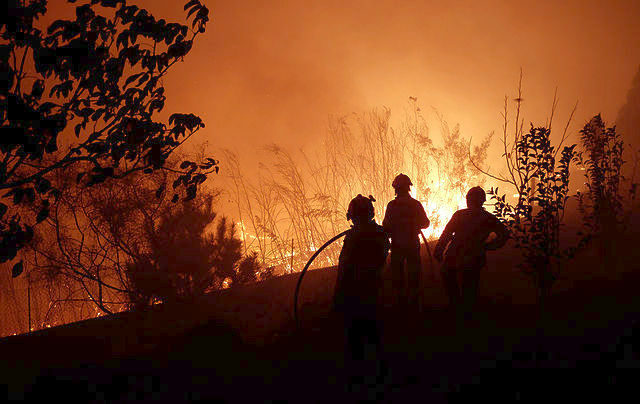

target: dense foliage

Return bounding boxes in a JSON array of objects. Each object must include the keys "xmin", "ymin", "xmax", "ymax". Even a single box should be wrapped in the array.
[
  {"xmin": 577, "ymin": 115, "xmax": 626, "ymax": 237},
  {"xmin": 126, "ymin": 193, "xmax": 263, "ymax": 310},
  {"xmin": 489, "ymin": 125, "xmax": 581, "ymax": 302},
  {"xmin": 1, "ymin": 0, "xmax": 216, "ymax": 276},
  {"xmin": 18, "ymin": 157, "xmax": 265, "ymax": 320}
]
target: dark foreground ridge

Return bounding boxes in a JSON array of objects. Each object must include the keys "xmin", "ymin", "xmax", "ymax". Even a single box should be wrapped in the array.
[{"xmin": 2, "ymin": 266, "xmax": 640, "ymax": 402}]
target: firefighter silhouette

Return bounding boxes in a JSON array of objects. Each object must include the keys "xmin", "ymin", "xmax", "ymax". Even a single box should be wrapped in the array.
[
  {"xmin": 332, "ymin": 194, "xmax": 390, "ymax": 364},
  {"xmin": 434, "ymin": 186, "xmax": 509, "ymax": 321},
  {"xmin": 382, "ymin": 174, "xmax": 430, "ymax": 311}
]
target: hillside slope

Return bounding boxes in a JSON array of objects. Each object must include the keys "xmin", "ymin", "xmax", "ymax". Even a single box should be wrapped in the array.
[{"xmin": 2, "ymin": 241, "xmax": 640, "ymax": 401}]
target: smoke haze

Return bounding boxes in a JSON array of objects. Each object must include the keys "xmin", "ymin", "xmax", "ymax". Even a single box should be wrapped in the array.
[{"xmin": 132, "ymin": 1, "xmax": 639, "ymax": 152}]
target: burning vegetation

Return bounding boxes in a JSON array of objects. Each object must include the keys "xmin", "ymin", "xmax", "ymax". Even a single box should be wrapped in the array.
[{"xmin": 224, "ymin": 97, "xmax": 492, "ymax": 276}]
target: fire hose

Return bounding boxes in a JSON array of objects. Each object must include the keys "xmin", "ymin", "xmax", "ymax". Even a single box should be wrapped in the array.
[
  {"xmin": 293, "ymin": 229, "xmax": 440, "ymax": 328},
  {"xmin": 293, "ymin": 230, "xmax": 349, "ymax": 329},
  {"xmin": 418, "ymin": 230, "xmax": 438, "ymax": 311},
  {"xmin": 420, "ymin": 230, "xmax": 436, "ymax": 278}
]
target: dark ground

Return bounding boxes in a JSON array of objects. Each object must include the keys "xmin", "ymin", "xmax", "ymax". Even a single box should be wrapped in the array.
[{"xmin": 2, "ymin": 264, "xmax": 640, "ymax": 403}]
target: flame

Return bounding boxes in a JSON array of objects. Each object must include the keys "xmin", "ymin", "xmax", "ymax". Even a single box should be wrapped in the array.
[
  {"xmin": 410, "ymin": 184, "xmax": 468, "ymax": 241},
  {"xmin": 233, "ymin": 181, "xmax": 474, "ymax": 274}
]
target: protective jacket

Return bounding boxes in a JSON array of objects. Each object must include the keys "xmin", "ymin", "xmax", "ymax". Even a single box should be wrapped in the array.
[
  {"xmin": 382, "ymin": 194, "xmax": 430, "ymax": 248},
  {"xmin": 333, "ymin": 220, "xmax": 390, "ymax": 317},
  {"xmin": 434, "ymin": 207, "xmax": 509, "ymax": 270}
]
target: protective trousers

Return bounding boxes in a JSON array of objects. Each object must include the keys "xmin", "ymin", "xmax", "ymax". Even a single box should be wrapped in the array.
[
  {"xmin": 441, "ymin": 265, "xmax": 481, "ymax": 321},
  {"xmin": 389, "ymin": 242, "xmax": 421, "ymax": 310},
  {"xmin": 341, "ymin": 269, "xmax": 381, "ymax": 362},
  {"xmin": 344, "ymin": 315, "xmax": 380, "ymax": 361}
]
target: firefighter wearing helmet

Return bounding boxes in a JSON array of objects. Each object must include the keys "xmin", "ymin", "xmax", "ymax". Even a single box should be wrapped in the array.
[
  {"xmin": 434, "ymin": 186, "xmax": 509, "ymax": 322},
  {"xmin": 332, "ymin": 194, "xmax": 389, "ymax": 367},
  {"xmin": 383, "ymin": 174, "xmax": 430, "ymax": 312}
]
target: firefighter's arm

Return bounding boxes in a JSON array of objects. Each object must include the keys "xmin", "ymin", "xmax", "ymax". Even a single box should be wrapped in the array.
[
  {"xmin": 382, "ymin": 204, "xmax": 392, "ymax": 233},
  {"xmin": 418, "ymin": 202, "xmax": 430, "ymax": 229},
  {"xmin": 384, "ymin": 234, "xmax": 391, "ymax": 257},
  {"xmin": 381, "ymin": 230, "xmax": 391, "ymax": 261},
  {"xmin": 434, "ymin": 214, "xmax": 456, "ymax": 262},
  {"xmin": 333, "ymin": 233, "xmax": 352, "ymax": 311},
  {"xmin": 485, "ymin": 217, "xmax": 510, "ymax": 251},
  {"xmin": 333, "ymin": 262, "xmax": 346, "ymax": 311}
]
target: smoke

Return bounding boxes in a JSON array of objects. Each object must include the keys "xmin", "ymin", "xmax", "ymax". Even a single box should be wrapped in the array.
[
  {"xmin": 115, "ymin": 0, "xmax": 640, "ymax": 201},
  {"xmin": 617, "ymin": 65, "xmax": 640, "ymax": 146},
  {"xmin": 143, "ymin": 0, "xmax": 640, "ymax": 152},
  {"xmin": 152, "ymin": 1, "xmax": 363, "ymax": 152}
]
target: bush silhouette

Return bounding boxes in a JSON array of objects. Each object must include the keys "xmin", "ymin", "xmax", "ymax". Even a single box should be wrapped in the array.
[
  {"xmin": 126, "ymin": 194, "xmax": 263, "ymax": 309},
  {"xmin": 1, "ymin": 0, "xmax": 215, "ymax": 276}
]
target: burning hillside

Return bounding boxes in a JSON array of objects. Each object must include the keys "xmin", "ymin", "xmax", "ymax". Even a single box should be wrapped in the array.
[{"xmin": 225, "ymin": 99, "xmax": 492, "ymax": 275}]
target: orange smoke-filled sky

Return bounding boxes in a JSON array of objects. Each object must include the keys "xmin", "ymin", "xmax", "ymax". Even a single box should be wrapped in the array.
[
  {"xmin": 48, "ymin": 0, "xmax": 640, "ymax": 162},
  {"xmin": 137, "ymin": 0, "xmax": 640, "ymax": 153}
]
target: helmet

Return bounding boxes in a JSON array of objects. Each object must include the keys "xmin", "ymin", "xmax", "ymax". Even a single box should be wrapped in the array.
[
  {"xmin": 392, "ymin": 173, "xmax": 413, "ymax": 190},
  {"xmin": 466, "ymin": 186, "xmax": 486, "ymax": 207},
  {"xmin": 347, "ymin": 194, "xmax": 375, "ymax": 223}
]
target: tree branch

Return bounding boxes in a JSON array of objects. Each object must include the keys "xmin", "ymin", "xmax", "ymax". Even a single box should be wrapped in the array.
[{"xmin": 468, "ymin": 137, "xmax": 514, "ymax": 185}]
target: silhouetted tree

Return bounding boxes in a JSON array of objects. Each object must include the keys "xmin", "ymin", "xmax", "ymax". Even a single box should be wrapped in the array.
[
  {"xmin": 576, "ymin": 115, "xmax": 637, "ymax": 268},
  {"xmin": 20, "ymin": 154, "xmax": 263, "ymax": 320},
  {"xmin": 126, "ymin": 194, "xmax": 219, "ymax": 307},
  {"xmin": 20, "ymin": 157, "xmax": 195, "ymax": 318},
  {"xmin": 577, "ymin": 115, "xmax": 624, "ymax": 233},
  {"xmin": 1, "ymin": 0, "xmax": 216, "ymax": 277},
  {"xmin": 126, "ymin": 195, "xmax": 263, "ymax": 309},
  {"xmin": 236, "ymin": 252, "xmax": 260, "ymax": 285},
  {"xmin": 616, "ymin": 65, "xmax": 640, "ymax": 151},
  {"xmin": 616, "ymin": 66, "xmax": 640, "ymax": 203},
  {"xmin": 473, "ymin": 73, "xmax": 585, "ymax": 317},
  {"xmin": 489, "ymin": 126, "xmax": 580, "ymax": 311}
]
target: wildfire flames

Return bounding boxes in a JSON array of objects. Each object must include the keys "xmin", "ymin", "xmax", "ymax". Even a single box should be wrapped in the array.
[
  {"xmin": 235, "ymin": 175, "xmax": 476, "ymax": 275},
  {"xmin": 411, "ymin": 186, "xmax": 469, "ymax": 241}
]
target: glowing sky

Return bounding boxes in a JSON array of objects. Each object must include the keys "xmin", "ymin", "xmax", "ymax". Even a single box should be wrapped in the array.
[
  {"xmin": 41, "ymin": 0, "xmax": 640, "ymax": 182},
  {"xmin": 133, "ymin": 0, "xmax": 640, "ymax": 154}
]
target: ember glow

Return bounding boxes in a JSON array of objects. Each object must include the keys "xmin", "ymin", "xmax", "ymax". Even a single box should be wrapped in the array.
[
  {"xmin": 412, "ymin": 186, "xmax": 468, "ymax": 241},
  {"xmin": 234, "ymin": 171, "xmax": 477, "ymax": 275}
]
